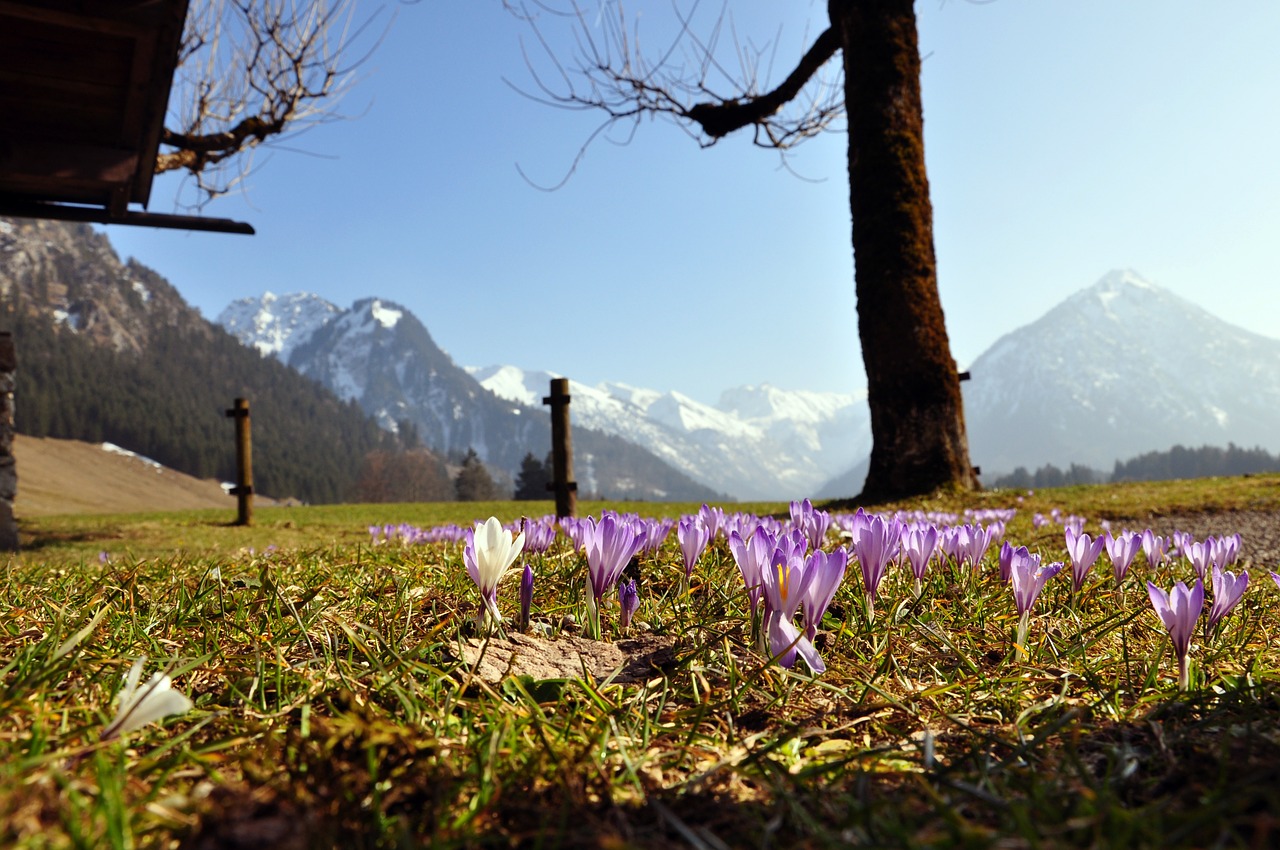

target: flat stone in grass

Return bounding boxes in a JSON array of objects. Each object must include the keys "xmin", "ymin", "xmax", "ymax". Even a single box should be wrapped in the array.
[{"xmin": 455, "ymin": 632, "xmax": 678, "ymax": 685}]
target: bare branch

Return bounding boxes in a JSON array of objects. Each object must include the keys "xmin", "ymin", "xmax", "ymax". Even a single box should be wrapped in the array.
[
  {"xmin": 685, "ymin": 26, "xmax": 840, "ymax": 140},
  {"xmin": 507, "ymin": 1, "xmax": 845, "ymax": 186},
  {"xmin": 159, "ymin": 0, "xmax": 389, "ymax": 208}
]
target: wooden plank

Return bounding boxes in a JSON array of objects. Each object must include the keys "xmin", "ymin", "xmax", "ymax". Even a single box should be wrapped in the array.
[
  {"xmin": 0, "ymin": 1, "xmax": 149, "ymax": 37},
  {"xmin": 0, "ymin": 142, "xmax": 135, "ymax": 184},
  {"xmin": 0, "ymin": 89, "xmax": 123, "ymax": 142},
  {"xmin": 0, "ymin": 17, "xmax": 134, "ymax": 82}
]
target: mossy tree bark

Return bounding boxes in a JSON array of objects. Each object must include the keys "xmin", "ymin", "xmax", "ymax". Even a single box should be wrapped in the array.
[{"xmin": 831, "ymin": 0, "xmax": 977, "ymax": 501}]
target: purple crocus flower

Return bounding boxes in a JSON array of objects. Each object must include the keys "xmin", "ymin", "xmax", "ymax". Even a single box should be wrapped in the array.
[
  {"xmin": 729, "ymin": 526, "xmax": 776, "ymax": 618},
  {"xmin": 677, "ymin": 515, "xmax": 712, "ymax": 581},
  {"xmin": 640, "ymin": 518, "xmax": 674, "ymax": 554},
  {"xmin": 697, "ymin": 504, "xmax": 726, "ymax": 540},
  {"xmin": 1146, "ymin": 579, "xmax": 1204, "ymax": 690},
  {"xmin": 955, "ymin": 523, "xmax": 995, "ymax": 572},
  {"xmin": 1010, "ymin": 552, "xmax": 1062, "ymax": 617},
  {"xmin": 1064, "ymin": 527, "xmax": 1106, "ymax": 595},
  {"xmin": 853, "ymin": 514, "xmax": 902, "ymax": 622},
  {"xmin": 790, "ymin": 498, "xmax": 832, "ymax": 551},
  {"xmin": 801, "ymin": 548, "xmax": 847, "ymax": 642},
  {"xmin": 1104, "ymin": 530, "xmax": 1142, "ymax": 583},
  {"xmin": 1009, "ymin": 551, "xmax": 1063, "ymax": 656},
  {"xmin": 1142, "ymin": 530, "xmax": 1169, "ymax": 570},
  {"xmin": 560, "ymin": 516, "xmax": 590, "ymax": 552},
  {"xmin": 902, "ymin": 524, "xmax": 940, "ymax": 594},
  {"xmin": 519, "ymin": 562, "xmax": 535, "ymax": 633},
  {"xmin": 1182, "ymin": 539, "xmax": 1214, "ymax": 581},
  {"xmin": 777, "ymin": 528, "xmax": 809, "ymax": 562},
  {"xmin": 618, "ymin": 579, "xmax": 640, "ymax": 629},
  {"xmin": 580, "ymin": 514, "xmax": 646, "ymax": 633},
  {"xmin": 999, "ymin": 542, "xmax": 1029, "ymax": 584},
  {"xmin": 1210, "ymin": 534, "xmax": 1242, "ymax": 569},
  {"xmin": 836, "ymin": 507, "xmax": 871, "ymax": 545},
  {"xmin": 1272, "ymin": 571, "xmax": 1280, "ymax": 592},
  {"xmin": 1205, "ymin": 565, "xmax": 1248, "ymax": 632},
  {"xmin": 521, "ymin": 516, "xmax": 559, "ymax": 554},
  {"xmin": 760, "ymin": 547, "xmax": 824, "ymax": 673}
]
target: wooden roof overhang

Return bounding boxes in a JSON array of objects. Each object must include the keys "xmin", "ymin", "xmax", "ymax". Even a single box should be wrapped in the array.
[{"xmin": 0, "ymin": 0, "xmax": 253, "ymax": 234}]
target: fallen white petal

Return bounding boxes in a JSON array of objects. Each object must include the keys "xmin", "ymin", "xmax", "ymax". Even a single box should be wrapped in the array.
[{"xmin": 102, "ymin": 659, "xmax": 194, "ymax": 740}]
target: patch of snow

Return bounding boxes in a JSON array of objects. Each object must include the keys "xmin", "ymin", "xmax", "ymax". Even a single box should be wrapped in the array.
[
  {"xmin": 53, "ymin": 309, "xmax": 83, "ymax": 331},
  {"xmin": 102, "ymin": 442, "xmax": 164, "ymax": 473},
  {"xmin": 467, "ymin": 365, "xmax": 549, "ymax": 407},
  {"xmin": 370, "ymin": 300, "xmax": 402, "ymax": 329},
  {"xmin": 217, "ymin": 291, "xmax": 340, "ymax": 362},
  {"xmin": 131, "ymin": 280, "xmax": 151, "ymax": 302}
]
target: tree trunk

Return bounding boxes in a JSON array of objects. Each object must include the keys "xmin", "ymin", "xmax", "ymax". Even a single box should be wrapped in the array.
[{"xmin": 830, "ymin": 0, "xmax": 977, "ymax": 501}]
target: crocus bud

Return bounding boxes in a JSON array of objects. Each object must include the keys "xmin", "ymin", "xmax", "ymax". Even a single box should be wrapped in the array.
[
  {"xmin": 618, "ymin": 579, "xmax": 639, "ymax": 629},
  {"xmin": 519, "ymin": 561, "xmax": 534, "ymax": 633}
]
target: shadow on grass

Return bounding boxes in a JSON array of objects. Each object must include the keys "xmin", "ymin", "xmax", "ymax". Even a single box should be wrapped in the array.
[{"xmin": 172, "ymin": 677, "xmax": 1280, "ymax": 850}]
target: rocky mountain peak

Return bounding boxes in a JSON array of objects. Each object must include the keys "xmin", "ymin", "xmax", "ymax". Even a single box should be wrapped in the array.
[
  {"xmin": 964, "ymin": 269, "xmax": 1280, "ymax": 475},
  {"xmin": 0, "ymin": 217, "xmax": 207, "ymax": 354},
  {"xmin": 218, "ymin": 291, "xmax": 339, "ymax": 361}
]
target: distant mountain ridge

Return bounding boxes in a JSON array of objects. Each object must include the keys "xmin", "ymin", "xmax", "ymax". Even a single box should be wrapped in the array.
[
  {"xmin": 962, "ymin": 269, "xmax": 1280, "ymax": 475},
  {"xmin": 465, "ymin": 366, "xmax": 870, "ymax": 500},
  {"xmin": 815, "ymin": 269, "xmax": 1280, "ymax": 495},
  {"xmin": 218, "ymin": 270, "xmax": 1280, "ymax": 500},
  {"xmin": 218, "ymin": 293, "xmax": 727, "ymax": 501},
  {"xmin": 219, "ymin": 292, "xmax": 871, "ymax": 500}
]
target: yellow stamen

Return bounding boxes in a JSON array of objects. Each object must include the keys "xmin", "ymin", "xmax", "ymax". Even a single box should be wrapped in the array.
[{"xmin": 777, "ymin": 563, "xmax": 789, "ymax": 602}]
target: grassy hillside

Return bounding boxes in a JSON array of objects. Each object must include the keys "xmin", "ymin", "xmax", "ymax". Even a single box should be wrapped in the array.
[{"xmin": 13, "ymin": 435, "xmax": 233, "ymax": 518}]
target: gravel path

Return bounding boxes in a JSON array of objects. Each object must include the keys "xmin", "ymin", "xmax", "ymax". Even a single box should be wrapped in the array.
[{"xmin": 1129, "ymin": 509, "xmax": 1280, "ymax": 570}]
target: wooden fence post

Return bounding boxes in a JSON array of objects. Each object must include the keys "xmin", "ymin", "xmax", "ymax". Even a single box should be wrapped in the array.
[
  {"xmin": 542, "ymin": 378, "xmax": 577, "ymax": 518},
  {"xmin": 225, "ymin": 397, "xmax": 253, "ymax": 526}
]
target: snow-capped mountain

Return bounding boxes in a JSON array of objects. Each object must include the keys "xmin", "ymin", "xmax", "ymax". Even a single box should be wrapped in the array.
[
  {"xmin": 218, "ymin": 291, "xmax": 340, "ymax": 362},
  {"xmin": 220, "ymin": 270, "xmax": 1280, "ymax": 500},
  {"xmin": 465, "ymin": 366, "xmax": 870, "ymax": 500},
  {"xmin": 219, "ymin": 293, "xmax": 869, "ymax": 500},
  {"xmin": 962, "ymin": 269, "xmax": 1280, "ymax": 475},
  {"xmin": 217, "ymin": 294, "xmax": 725, "ymax": 502}
]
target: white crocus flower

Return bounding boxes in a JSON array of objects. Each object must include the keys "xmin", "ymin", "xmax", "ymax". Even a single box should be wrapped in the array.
[
  {"xmin": 463, "ymin": 517, "xmax": 526, "ymax": 627},
  {"xmin": 101, "ymin": 657, "xmax": 194, "ymax": 741}
]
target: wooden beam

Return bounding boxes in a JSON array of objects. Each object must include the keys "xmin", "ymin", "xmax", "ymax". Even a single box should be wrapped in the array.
[{"xmin": 0, "ymin": 199, "xmax": 255, "ymax": 235}]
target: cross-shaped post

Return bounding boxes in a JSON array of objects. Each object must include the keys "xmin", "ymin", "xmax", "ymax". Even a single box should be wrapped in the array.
[
  {"xmin": 225, "ymin": 397, "xmax": 253, "ymax": 526},
  {"xmin": 542, "ymin": 378, "xmax": 577, "ymax": 518}
]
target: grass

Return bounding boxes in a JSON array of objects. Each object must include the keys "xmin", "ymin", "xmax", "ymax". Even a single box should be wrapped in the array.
[{"xmin": 2, "ymin": 476, "xmax": 1279, "ymax": 848}]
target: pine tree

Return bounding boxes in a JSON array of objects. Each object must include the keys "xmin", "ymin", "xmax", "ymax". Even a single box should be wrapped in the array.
[
  {"xmin": 455, "ymin": 448, "xmax": 501, "ymax": 501},
  {"xmin": 513, "ymin": 451, "xmax": 551, "ymax": 501}
]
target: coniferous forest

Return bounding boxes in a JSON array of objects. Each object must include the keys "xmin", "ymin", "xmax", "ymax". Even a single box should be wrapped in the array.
[
  {"xmin": 0, "ymin": 217, "xmax": 430, "ymax": 503},
  {"xmin": 4, "ymin": 293, "xmax": 400, "ymax": 505}
]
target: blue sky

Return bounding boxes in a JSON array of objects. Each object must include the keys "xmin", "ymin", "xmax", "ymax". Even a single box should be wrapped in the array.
[{"xmin": 103, "ymin": 0, "xmax": 1280, "ymax": 406}]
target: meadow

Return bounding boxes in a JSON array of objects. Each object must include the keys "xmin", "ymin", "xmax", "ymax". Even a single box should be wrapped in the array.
[{"xmin": 3, "ymin": 476, "xmax": 1280, "ymax": 848}]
